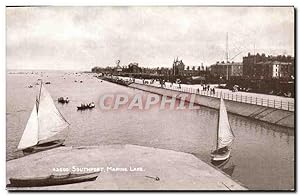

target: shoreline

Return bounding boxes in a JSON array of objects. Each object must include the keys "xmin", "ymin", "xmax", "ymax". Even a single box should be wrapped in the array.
[{"xmin": 124, "ymin": 82, "xmax": 294, "ymax": 129}]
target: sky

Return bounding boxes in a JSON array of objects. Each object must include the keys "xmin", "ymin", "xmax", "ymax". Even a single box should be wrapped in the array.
[{"xmin": 6, "ymin": 6, "xmax": 294, "ymax": 71}]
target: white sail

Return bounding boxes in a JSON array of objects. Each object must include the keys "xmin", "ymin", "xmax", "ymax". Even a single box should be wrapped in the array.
[
  {"xmin": 217, "ymin": 97, "xmax": 234, "ymax": 149},
  {"xmin": 17, "ymin": 104, "xmax": 39, "ymax": 149},
  {"xmin": 37, "ymin": 84, "xmax": 69, "ymax": 141}
]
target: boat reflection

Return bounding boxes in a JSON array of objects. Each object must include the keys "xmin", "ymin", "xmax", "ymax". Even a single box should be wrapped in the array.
[
  {"xmin": 211, "ymin": 156, "xmax": 236, "ymax": 177},
  {"xmin": 222, "ymin": 164, "xmax": 235, "ymax": 177}
]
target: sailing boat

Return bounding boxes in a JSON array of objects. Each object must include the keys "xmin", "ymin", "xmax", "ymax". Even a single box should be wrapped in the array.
[
  {"xmin": 210, "ymin": 96, "xmax": 235, "ymax": 162},
  {"xmin": 18, "ymin": 81, "xmax": 70, "ymax": 155}
]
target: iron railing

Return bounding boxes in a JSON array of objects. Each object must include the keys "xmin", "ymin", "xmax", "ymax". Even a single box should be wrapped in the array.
[{"xmin": 134, "ymin": 80, "xmax": 294, "ymax": 111}]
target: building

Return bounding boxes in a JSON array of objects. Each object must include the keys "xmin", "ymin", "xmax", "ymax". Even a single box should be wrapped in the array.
[
  {"xmin": 172, "ymin": 58, "xmax": 205, "ymax": 76},
  {"xmin": 243, "ymin": 53, "xmax": 294, "ymax": 79},
  {"xmin": 210, "ymin": 61, "xmax": 243, "ymax": 79},
  {"xmin": 172, "ymin": 57, "xmax": 185, "ymax": 76},
  {"xmin": 275, "ymin": 61, "xmax": 294, "ymax": 78},
  {"xmin": 114, "ymin": 65, "xmax": 123, "ymax": 74},
  {"xmin": 127, "ymin": 62, "xmax": 141, "ymax": 73}
]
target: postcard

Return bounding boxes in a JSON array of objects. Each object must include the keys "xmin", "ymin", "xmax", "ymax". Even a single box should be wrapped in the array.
[{"xmin": 6, "ymin": 6, "xmax": 295, "ymax": 191}]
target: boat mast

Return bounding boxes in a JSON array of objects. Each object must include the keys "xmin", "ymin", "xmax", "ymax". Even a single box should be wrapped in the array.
[
  {"xmin": 37, "ymin": 80, "xmax": 43, "ymax": 112},
  {"xmin": 216, "ymin": 94, "xmax": 222, "ymax": 150},
  {"xmin": 226, "ymin": 32, "xmax": 229, "ymax": 81}
]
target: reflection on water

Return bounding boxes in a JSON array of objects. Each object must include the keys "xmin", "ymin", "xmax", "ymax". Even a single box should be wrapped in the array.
[
  {"xmin": 6, "ymin": 71, "xmax": 294, "ymax": 190},
  {"xmin": 223, "ymin": 164, "xmax": 235, "ymax": 177},
  {"xmin": 211, "ymin": 157, "xmax": 236, "ymax": 177},
  {"xmin": 194, "ymin": 98, "xmax": 294, "ymax": 190}
]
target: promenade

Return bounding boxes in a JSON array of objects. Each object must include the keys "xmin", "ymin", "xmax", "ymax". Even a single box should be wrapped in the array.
[
  {"xmin": 126, "ymin": 81, "xmax": 294, "ymax": 128},
  {"xmin": 123, "ymin": 77, "xmax": 294, "ymax": 112}
]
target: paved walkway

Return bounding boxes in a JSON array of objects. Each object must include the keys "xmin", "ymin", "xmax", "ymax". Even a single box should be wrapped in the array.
[
  {"xmin": 7, "ymin": 145, "xmax": 246, "ymax": 190},
  {"xmin": 126, "ymin": 78, "xmax": 294, "ymax": 111}
]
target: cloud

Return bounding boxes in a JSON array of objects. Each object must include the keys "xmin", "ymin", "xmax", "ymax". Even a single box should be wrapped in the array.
[{"xmin": 6, "ymin": 6, "xmax": 294, "ymax": 70}]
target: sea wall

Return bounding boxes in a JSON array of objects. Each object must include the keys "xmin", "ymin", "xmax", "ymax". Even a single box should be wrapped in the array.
[{"xmin": 128, "ymin": 83, "xmax": 294, "ymax": 129}]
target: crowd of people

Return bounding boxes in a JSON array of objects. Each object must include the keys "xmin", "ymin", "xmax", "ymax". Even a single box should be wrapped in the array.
[
  {"xmin": 140, "ymin": 78, "xmax": 218, "ymax": 95},
  {"xmin": 201, "ymin": 84, "xmax": 216, "ymax": 94}
]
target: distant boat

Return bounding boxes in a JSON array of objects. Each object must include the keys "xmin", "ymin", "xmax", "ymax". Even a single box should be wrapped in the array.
[
  {"xmin": 17, "ymin": 81, "xmax": 70, "ymax": 155},
  {"xmin": 77, "ymin": 103, "xmax": 95, "ymax": 110},
  {"xmin": 58, "ymin": 97, "xmax": 69, "ymax": 104},
  {"xmin": 210, "ymin": 96, "xmax": 235, "ymax": 162},
  {"xmin": 9, "ymin": 171, "xmax": 100, "ymax": 187}
]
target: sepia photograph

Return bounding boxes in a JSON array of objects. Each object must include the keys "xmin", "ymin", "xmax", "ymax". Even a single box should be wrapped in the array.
[{"xmin": 6, "ymin": 6, "xmax": 295, "ymax": 191}]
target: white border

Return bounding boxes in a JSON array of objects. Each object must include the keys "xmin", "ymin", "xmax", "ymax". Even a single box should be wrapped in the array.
[
  {"xmin": 2, "ymin": 0, "xmax": 297, "ymax": 6},
  {"xmin": 1, "ymin": 0, "xmax": 298, "ymax": 196}
]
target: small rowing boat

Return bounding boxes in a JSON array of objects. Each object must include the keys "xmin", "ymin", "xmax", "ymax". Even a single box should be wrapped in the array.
[
  {"xmin": 8, "ymin": 171, "xmax": 100, "ymax": 187},
  {"xmin": 58, "ymin": 97, "xmax": 69, "ymax": 104},
  {"xmin": 77, "ymin": 103, "xmax": 95, "ymax": 110}
]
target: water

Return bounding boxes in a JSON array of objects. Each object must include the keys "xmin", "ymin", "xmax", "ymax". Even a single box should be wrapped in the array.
[{"xmin": 6, "ymin": 71, "xmax": 294, "ymax": 190}]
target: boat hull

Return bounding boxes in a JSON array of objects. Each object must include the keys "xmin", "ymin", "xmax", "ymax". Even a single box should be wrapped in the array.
[
  {"xmin": 23, "ymin": 139, "xmax": 65, "ymax": 155},
  {"xmin": 211, "ymin": 156, "xmax": 230, "ymax": 167},
  {"xmin": 58, "ymin": 99, "xmax": 69, "ymax": 104},
  {"xmin": 77, "ymin": 105, "xmax": 95, "ymax": 110},
  {"xmin": 210, "ymin": 150, "xmax": 231, "ymax": 161},
  {"xmin": 9, "ymin": 172, "xmax": 100, "ymax": 187}
]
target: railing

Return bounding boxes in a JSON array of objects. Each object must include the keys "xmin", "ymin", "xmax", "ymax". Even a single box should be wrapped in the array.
[{"xmin": 134, "ymin": 80, "xmax": 294, "ymax": 111}]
